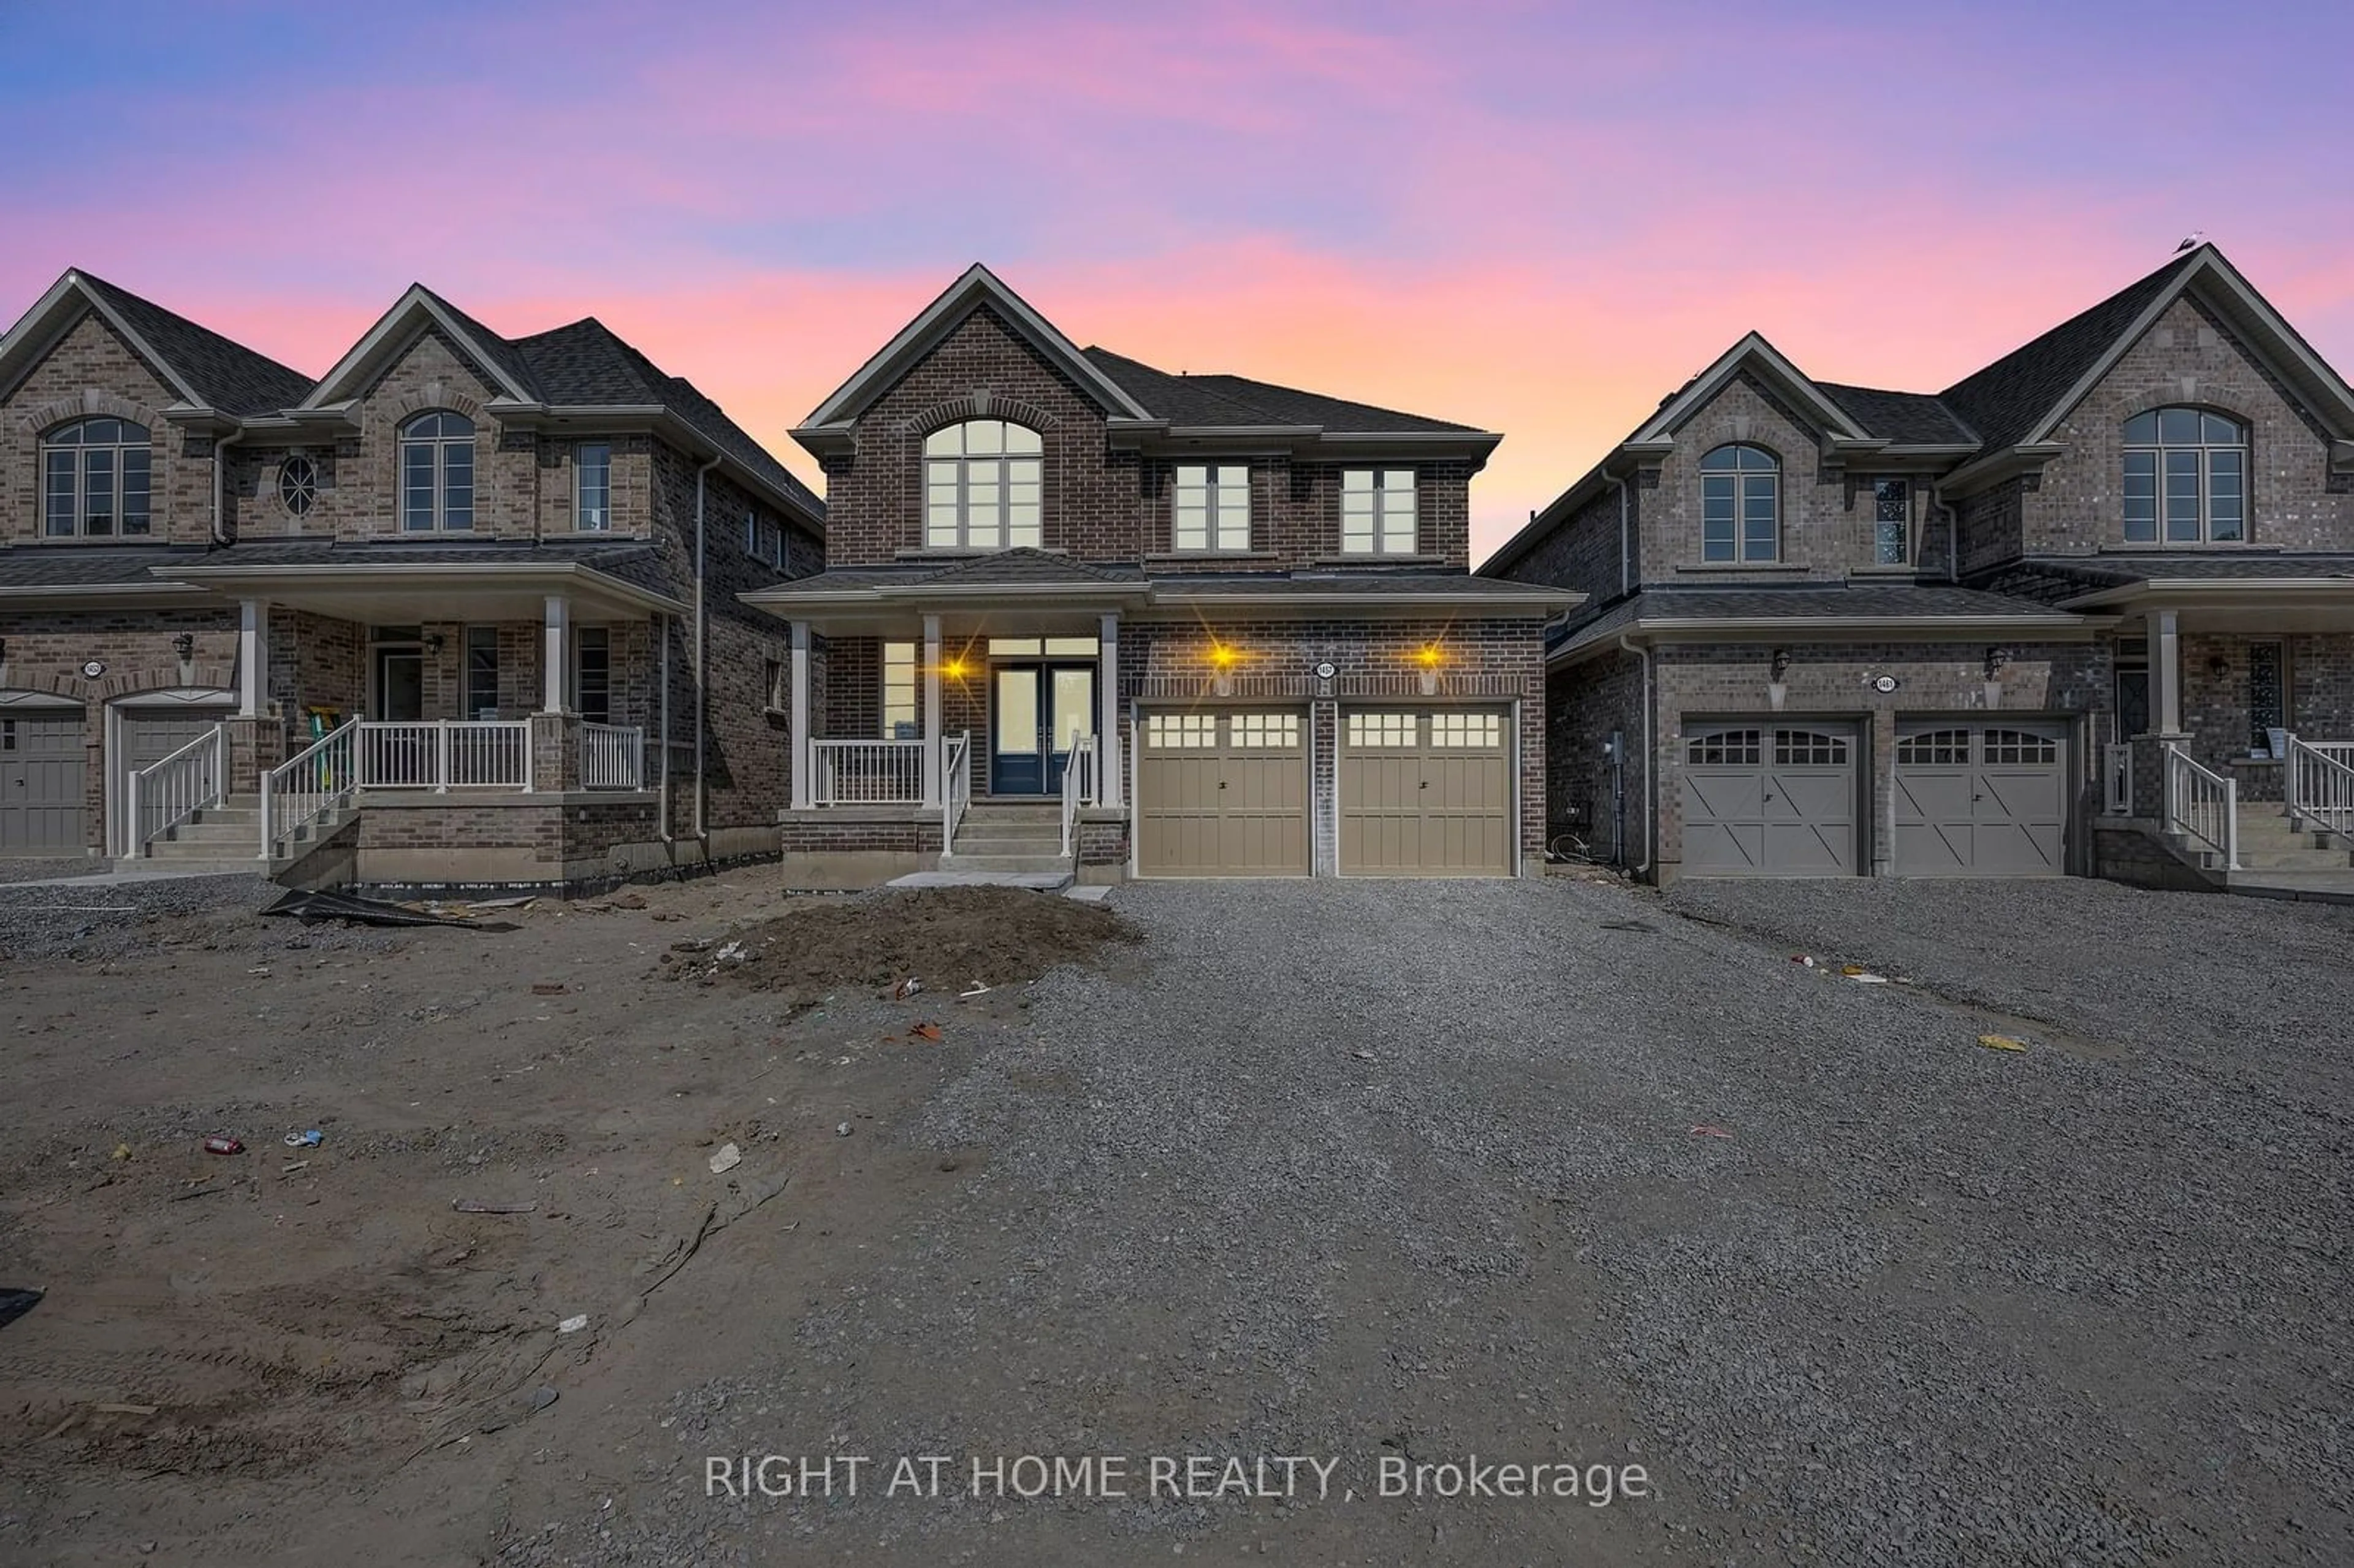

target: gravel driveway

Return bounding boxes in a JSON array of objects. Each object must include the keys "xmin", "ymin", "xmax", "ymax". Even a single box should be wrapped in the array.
[{"xmin": 539, "ymin": 875, "xmax": 2351, "ymax": 1568}]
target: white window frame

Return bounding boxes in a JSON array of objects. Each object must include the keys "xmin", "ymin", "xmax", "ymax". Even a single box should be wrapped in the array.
[
  {"xmin": 744, "ymin": 512, "xmax": 783, "ymax": 568},
  {"xmin": 881, "ymin": 641, "xmax": 916, "ymax": 739},
  {"xmin": 400, "ymin": 411, "xmax": 476, "ymax": 533},
  {"xmin": 1341, "ymin": 468, "xmax": 1417, "ymax": 556},
  {"xmin": 925, "ymin": 419, "xmax": 1043, "ymax": 550},
  {"xmin": 1701, "ymin": 444, "xmax": 1779, "ymax": 563},
  {"xmin": 41, "ymin": 417, "xmax": 153, "ymax": 538},
  {"xmin": 574, "ymin": 441, "xmax": 612, "ymax": 531},
  {"xmin": 2124, "ymin": 408, "xmax": 2247, "ymax": 544},
  {"xmin": 1174, "ymin": 463, "xmax": 1251, "ymax": 552}
]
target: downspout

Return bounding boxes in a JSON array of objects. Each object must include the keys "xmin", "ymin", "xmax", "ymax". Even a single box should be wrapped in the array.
[
  {"xmin": 693, "ymin": 454, "xmax": 720, "ymax": 842},
  {"xmin": 1620, "ymin": 633, "xmax": 1653, "ymax": 879},
  {"xmin": 210, "ymin": 427, "xmax": 246, "ymax": 547},
  {"xmin": 1933, "ymin": 482, "xmax": 1959, "ymax": 584},
  {"xmin": 1607, "ymin": 472, "xmax": 1631, "ymax": 596},
  {"xmin": 656, "ymin": 611, "xmax": 674, "ymax": 845}
]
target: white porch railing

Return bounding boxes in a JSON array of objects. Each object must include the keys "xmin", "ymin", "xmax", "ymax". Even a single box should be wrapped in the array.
[
  {"xmin": 812, "ymin": 738, "xmax": 926, "ymax": 804},
  {"xmin": 942, "ymin": 730, "xmax": 972, "ymax": 848},
  {"xmin": 129, "ymin": 723, "xmax": 228, "ymax": 854},
  {"xmin": 1060, "ymin": 736, "xmax": 1100, "ymax": 858},
  {"xmin": 581, "ymin": 721, "xmax": 646, "ymax": 790},
  {"xmin": 2163, "ymin": 742, "xmax": 2239, "ymax": 869},
  {"xmin": 262, "ymin": 718, "xmax": 358, "ymax": 859},
  {"xmin": 2284, "ymin": 733, "xmax": 2354, "ymax": 841},
  {"xmin": 357, "ymin": 720, "xmax": 532, "ymax": 791},
  {"xmin": 2103, "ymin": 742, "xmax": 2133, "ymax": 816}
]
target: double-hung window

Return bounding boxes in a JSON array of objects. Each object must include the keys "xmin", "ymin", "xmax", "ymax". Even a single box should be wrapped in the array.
[
  {"xmin": 1872, "ymin": 478, "xmax": 1911, "ymax": 566},
  {"xmin": 574, "ymin": 442, "xmax": 612, "ymax": 531},
  {"xmin": 42, "ymin": 417, "xmax": 151, "ymax": 537},
  {"xmin": 1341, "ymin": 469, "xmax": 1416, "ymax": 555},
  {"xmin": 465, "ymin": 626, "xmax": 501, "ymax": 720},
  {"xmin": 882, "ymin": 642, "xmax": 916, "ymax": 739},
  {"xmin": 1700, "ymin": 444, "xmax": 1778, "ymax": 563},
  {"xmin": 574, "ymin": 627, "xmax": 611, "ymax": 724},
  {"xmin": 400, "ymin": 411, "xmax": 476, "ymax": 531},
  {"xmin": 2124, "ymin": 408, "xmax": 2245, "ymax": 542},
  {"xmin": 925, "ymin": 420, "xmax": 1042, "ymax": 549},
  {"xmin": 1174, "ymin": 464, "xmax": 1250, "ymax": 552}
]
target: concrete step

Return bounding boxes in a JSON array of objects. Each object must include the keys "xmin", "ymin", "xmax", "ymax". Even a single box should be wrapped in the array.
[
  {"xmin": 941, "ymin": 853, "xmax": 1075, "ymax": 875},
  {"xmin": 144, "ymin": 837, "xmax": 263, "ymax": 861},
  {"xmin": 2233, "ymin": 847, "xmax": 2354, "ymax": 870},
  {"xmin": 952, "ymin": 832, "xmax": 1066, "ymax": 853}
]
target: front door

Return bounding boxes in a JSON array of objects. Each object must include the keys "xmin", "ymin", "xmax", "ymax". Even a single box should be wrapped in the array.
[
  {"xmin": 991, "ymin": 663, "xmax": 1095, "ymax": 794},
  {"xmin": 369, "ymin": 646, "xmax": 429, "ymax": 785}
]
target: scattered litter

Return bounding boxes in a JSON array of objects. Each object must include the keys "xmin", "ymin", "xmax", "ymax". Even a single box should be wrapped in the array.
[
  {"xmin": 908, "ymin": 1022, "xmax": 943, "ymax": 1042},
  {"xmin": 1847, "ymin": 972, "xmax": 1891, "ymax": 984},
  {"xmin": 707, "ymin": 1142, "xmax": 743, "ymax": 1175},
  {"xmin": 531, "ymin": 981, "xmax": 567, "ymax": 996},
  {"xmin": 0, "ymin": 1288, "xmax": 42, "ymax": 1331},
  {"xmin": 451, "ymin": 1198, "xmax": 538, "ymax": 1214},
  {"xmin": 713, "ymin": 940, "xmax": 747, "ymax": 965},
  {"xmin": 93, "ymin": 1401, "xmax": 160, "ymax": 1417},
  {"xmin": 248, "ymin": 965, "xmax": 272, "ymax": 977},
  {"xmin": 1978, "ymin": 1034, "xmax": 2030, "ymax": 1053},
  {"xmin": 110, "ymin": 1143, "xmax": 132, "ymax": 1162},
  {"xmin": 262, "ymin": 888, "xmax": 517, "ymax": 930},
  {"xmin": 281, "ymin": 1160, "xmax": 310, "ymax": 1174},
  {"xmin": 1352, "ymin": 1049, "xmax": 1376, "ymax": 1061},
  {"xmin": 1840, "ymin": 964, "xmax": 1867, "ymax": 976},
  {"xmin": 893, "ymin": 976, "xmax": 923, "ymax": 1000},
  {"xmin": 467, "ymin": 895, "xmax": 539, "ymax": 911},
  {"xmin": 836, "ymin": 1122, "xmax": 853, "ymax": 1138},
  {"xmin": 1792, "ymin": 955, "xmax": 1817, "ymax": 967},
  {"xmin": 557, "ymin": 1314, "xmax": 589, "ymax": 1335},
  {"xmin": 1689, "ymin": 1125, "xmax": 1734, "ymax": 1139},
  {"xmin": 958, "ymin": 982, "xmax": 992, "ymax": 1000},
  {"xmin": 202, "ymin": 1136, "xmax": 243, "ymax": 1156},
  {"xmin": 282, "ymin": 1128, "xmax": 324, "ymax": 1148}
]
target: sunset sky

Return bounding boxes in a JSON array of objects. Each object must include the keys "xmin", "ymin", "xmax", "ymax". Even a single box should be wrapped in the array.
[{"xmin": 5, "ymin": 1, "xmax": 2348, "ymax": 561}]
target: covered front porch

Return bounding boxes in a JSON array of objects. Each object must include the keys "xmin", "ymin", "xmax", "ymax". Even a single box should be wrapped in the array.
[{"xmin": 134, "ymin": 552, "xmax": 682, "ymax": 885}]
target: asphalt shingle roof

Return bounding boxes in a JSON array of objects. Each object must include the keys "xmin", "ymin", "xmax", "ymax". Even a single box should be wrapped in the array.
[
  {"xmin": 76, "ymin": 273, "xmax": 312, "ymax": 417},
  {"xmin": 1815, "ymin": 382, "xmax": 1979, "ymax": 446},
  {"xmin": 1081, "ymin": 347, "xmax": 1485, "ymax": 435},
  {"xmin": 0, "ymin": 538, "xmax": 666, "ymax": 593},
  {"xmin": 2006, "ymin": 553, "xmax": 2354, "ymax": 590},
  {"xmin": 1938, "ymin": 251, "xmax": 2203, "ymax": 454},
  {"xmin": 1553, "ymin": 582, "xmax": 2085, "ymax": 653}
]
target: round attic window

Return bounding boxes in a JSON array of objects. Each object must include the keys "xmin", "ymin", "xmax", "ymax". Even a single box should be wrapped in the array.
[{"xmin": 280, "ymin": 454, "xmax": 319, "ymax": 517}]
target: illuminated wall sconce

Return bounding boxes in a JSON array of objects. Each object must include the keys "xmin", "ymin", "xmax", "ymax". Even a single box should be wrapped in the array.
[
  {"xmin": 1767, "ymin": 647, "xmax": 1790, "ymax": 712},
  {"xmin": 1984, "ymin": 645, "xmax": 2011, "ymax": 710},
  {"xmin": 1209, "ymin": 641, "xmax": 1241, "ymax": 698},
  {"xmin": 942, "ymin": 657, "xmax": 971, "ymax": 682},
  {"xmin": 1414, "ymin": 644, "xmax": 1444, "ymax": 697}
]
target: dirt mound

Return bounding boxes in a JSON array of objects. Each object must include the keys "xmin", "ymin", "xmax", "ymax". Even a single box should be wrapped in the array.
[{"xmin": 709, "ymin": 887, "xmax": 1141, "ymax": 1004}]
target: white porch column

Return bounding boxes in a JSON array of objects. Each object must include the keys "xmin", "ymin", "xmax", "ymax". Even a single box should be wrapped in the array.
[
  {"xmin": 2147, "ymin": 607, "xmax": 2183, "ymax": 734},
  {"xmin": 788, "ymin": 620, "xmax": 813, "ymax": 811},
  {"xmin": 541, "ymin": 595, "xmax": 570, "ymax": 714},
  {"xmin": 921, "ymin": 614, "xmax": 943, "ymax": 808},
  {"xmin": 237, "ymin": 598, "xmax": 269, "ymax": 718},
  {"xmin": 1097, "ymin": 611, "xmax": 1122, "ymax": 807}
]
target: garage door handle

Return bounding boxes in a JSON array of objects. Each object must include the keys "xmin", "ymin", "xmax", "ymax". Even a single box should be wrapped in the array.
[
  {"xmin": 1217, "ymin": 780, "xmax": 1227, "ymax": 789},
  {"xmin": 1419, "ymin": 780, "xmax": 1428, "ymax": 789},
  {"xmin": 1761, "ymin": 791, "xmax": 1774, "ymax": 802}
]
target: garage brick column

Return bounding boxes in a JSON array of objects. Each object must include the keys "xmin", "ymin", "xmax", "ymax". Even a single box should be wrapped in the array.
[
  {"xmin": 788, "ymin": 620, "xmax": 813, "ymax": 811},
  {"xmin": 921, "ymin": 614, "xmax": 942, "ymax": 809},
  {"xmin": 237, "ymin": 599, "xmax": 269, "ymax": 718},
  {"xmin": 1097, "ymin": 611, "xmax": 1122, "ymax": 807},
  {"xmin": 541, "ymin": 595, "xmax": 570, "ymax": 715}
]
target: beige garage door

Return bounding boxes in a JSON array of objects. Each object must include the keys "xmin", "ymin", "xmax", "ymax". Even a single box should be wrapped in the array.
[
  {"xmin": 1339, "ymin": 708, "xmax": 1512, "ymax": 877},
  {"xmin": 1136, "ymin": 709, "xmax": 1309, "ymax": 877}
]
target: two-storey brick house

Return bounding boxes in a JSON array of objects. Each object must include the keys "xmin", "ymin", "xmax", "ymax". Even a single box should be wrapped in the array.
[
  {"xmin": 0, "ymin": 269, "xmax": 823, "ymax": 889},
  {"xmin": 747, "ymin": 265, "xmax": 1572, "ymax": 885},
  {"xmin": 1485, "ymin": 244, "xmax": 2354, "ymax": 889}
]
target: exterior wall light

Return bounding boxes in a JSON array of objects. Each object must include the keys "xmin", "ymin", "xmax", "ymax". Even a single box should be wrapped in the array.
[
  {"xmin": 1209, "ymin": 642, "xmax": 1240, "ymax": 697},
  {"xmin": 172, "ymin": 631, "xmax": 196, "ymax": 661},
  {"xmin": 1769, "ymin": 647, "xmax": 1792, "ymax": 681},
  {"xmin": 1767, "ymin": 647, "xmax": 1790, "ymax": 712},
  {"xmin": 942, "ymin": 657, "xmax": 970, "ymax": 681},
  {"xmin": 1985, "ymin": 645, "xmax": 2012, "ymax": 679},
  {"xmin": 1414, "ymin": 644, "xmax": 1444, "ymax": 696}
]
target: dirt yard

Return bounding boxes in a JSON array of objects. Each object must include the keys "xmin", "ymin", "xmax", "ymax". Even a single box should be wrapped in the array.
[{"xmin": 0, "ymin": 877, "xmax": 1145, "ymax": 1567}]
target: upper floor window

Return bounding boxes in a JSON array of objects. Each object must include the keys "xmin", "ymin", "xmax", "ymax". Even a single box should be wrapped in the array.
[
  {"xmin": 1704, "ymin": 440, "xmax": 1770, "ymax": 562},
  {"xmin": 2124, "ymin": 407, "xmax": 2244, "ymax": 543},
  {"xmin": 1341, "ymin": 468, "xmax": 1416, "ymax": 555},
  {"xmin": 575, "ymin": 442, "xmax": 612, "ymax": 531},
  {"xmin": 745, "ymin": 512, "xmax": 785, "ymax": 568},
  {"xmin": 43, "ymin": 417, "xmax": 151, "ymax": 538},
  {"xmin": 1872, "ymin": 478, "xmax": 1911, "ymax": 565},
  {"xmin": 400, "ymin": 411, "xmax": 475, "ymax": 532},
  {"xmin": 1174, "ymin": 464, "xmax": 1251, "ymax": 552},
  {"xmin": 882, "ymin": 641, "xmax": 916, "ymax": 739},
  {"xmin": 925, "ymin": 419, "xmax": 1042, "ymax": 549},
  {"xmin": 1701, "ymin": 444, "xmax": 1778, "ymax": 563}
]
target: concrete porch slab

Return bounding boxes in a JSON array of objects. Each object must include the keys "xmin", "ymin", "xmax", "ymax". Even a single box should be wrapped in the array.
[
  {"xmin": 1061, "ymin": 883, "xmax": 1113, "ymax": 903},
  {"xmin": 2226, "ymin": 871, "xmax": 2354, "ymax": 905},
  {"xmin": 886, "ymin": 869, "xmax": 1073, "ymax": 892}
]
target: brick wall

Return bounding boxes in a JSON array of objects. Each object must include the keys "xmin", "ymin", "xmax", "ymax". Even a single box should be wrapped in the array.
[
  {"xmin": 2, "ymin": 308, "xmax": 214, "ymax": 547},
  {"xmin": 819, "ymin": 303, "xmax": 1477, "ymax": 569},
  {"xmin": 1547, "ymin": 650, "xmax": 1645, "ymax": 864}
]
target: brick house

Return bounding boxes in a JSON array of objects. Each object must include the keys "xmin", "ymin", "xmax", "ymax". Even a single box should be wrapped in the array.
[
  {"xmin": 745, "ymin": 265, "xmax": 1572, "ymax": 885},
  {"xmin": 0, "ymin": 270, "xmax": 823, "ymax": 891},
  {"xmin": 1485, "ymin": 244, "xmax": 2354, "ymax": 889}
]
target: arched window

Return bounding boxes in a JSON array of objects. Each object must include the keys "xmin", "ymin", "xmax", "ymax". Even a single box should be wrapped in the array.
[
  {"xmin": 42, "ymin": 417, "xmax": 151, "ymax": 538},
  {"xmin": 400, "ymin": 411, "xmax": 476, "ymax": 532},
  {"xmin": 2124, "ymin": 407, "xmax": 2244, "ymax": 543},
  {"xmin": 1700, "ymin": 444, "xmax": 1778, "ymax": 563},
  {"xmin": 924, "ymin": 419, "xmax": 1041, "ymax": 549}
]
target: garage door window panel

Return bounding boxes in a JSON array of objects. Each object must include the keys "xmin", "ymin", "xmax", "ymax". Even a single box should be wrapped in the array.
[
  {"xmin": 1775, "ymin": 729, "xmax": 1848, "ymax": 766},
  {"xmin": 1347, "ymin": 712, "xmax": 1419, "ymax": 747},
  {"xmin": 1688, "ymin": 729, "xmax": 1761, "ymax": 766}
]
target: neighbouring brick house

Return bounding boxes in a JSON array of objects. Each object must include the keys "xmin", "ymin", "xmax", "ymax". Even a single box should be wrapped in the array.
[
  {"xmin": 745, "ymin": 265, "xmax": 1572, "ymax": 886},
  {"xmin": 0, "ymin": 270, "xmax": 822, "ymax": 889},
  {"xmin": 1485, "ymin": 243, "xmax": 2354, "ymax": 890}
]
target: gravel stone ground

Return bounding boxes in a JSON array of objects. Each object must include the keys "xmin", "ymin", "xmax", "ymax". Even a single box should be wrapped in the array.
[
  {"xmin": 0, "ymin": 870, "xmax": 397, "ymax": 963},
  {"xmin": 0, "ymin": 856, "xmax": 109, "ymax": 885},
  {"xmin": 532, "ymin": 877, "xmax": 2352, "ymax": 1567}
]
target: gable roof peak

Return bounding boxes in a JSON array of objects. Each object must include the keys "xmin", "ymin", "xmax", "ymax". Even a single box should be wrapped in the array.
[{"xmin": 0, "ymin": 266, "xmax": 313, "ymax": 417}]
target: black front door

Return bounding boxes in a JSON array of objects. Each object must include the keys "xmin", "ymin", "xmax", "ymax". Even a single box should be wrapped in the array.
[{"xmin": 991, "ymin": 663, "xmax": 1095, "ymax": 794}]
